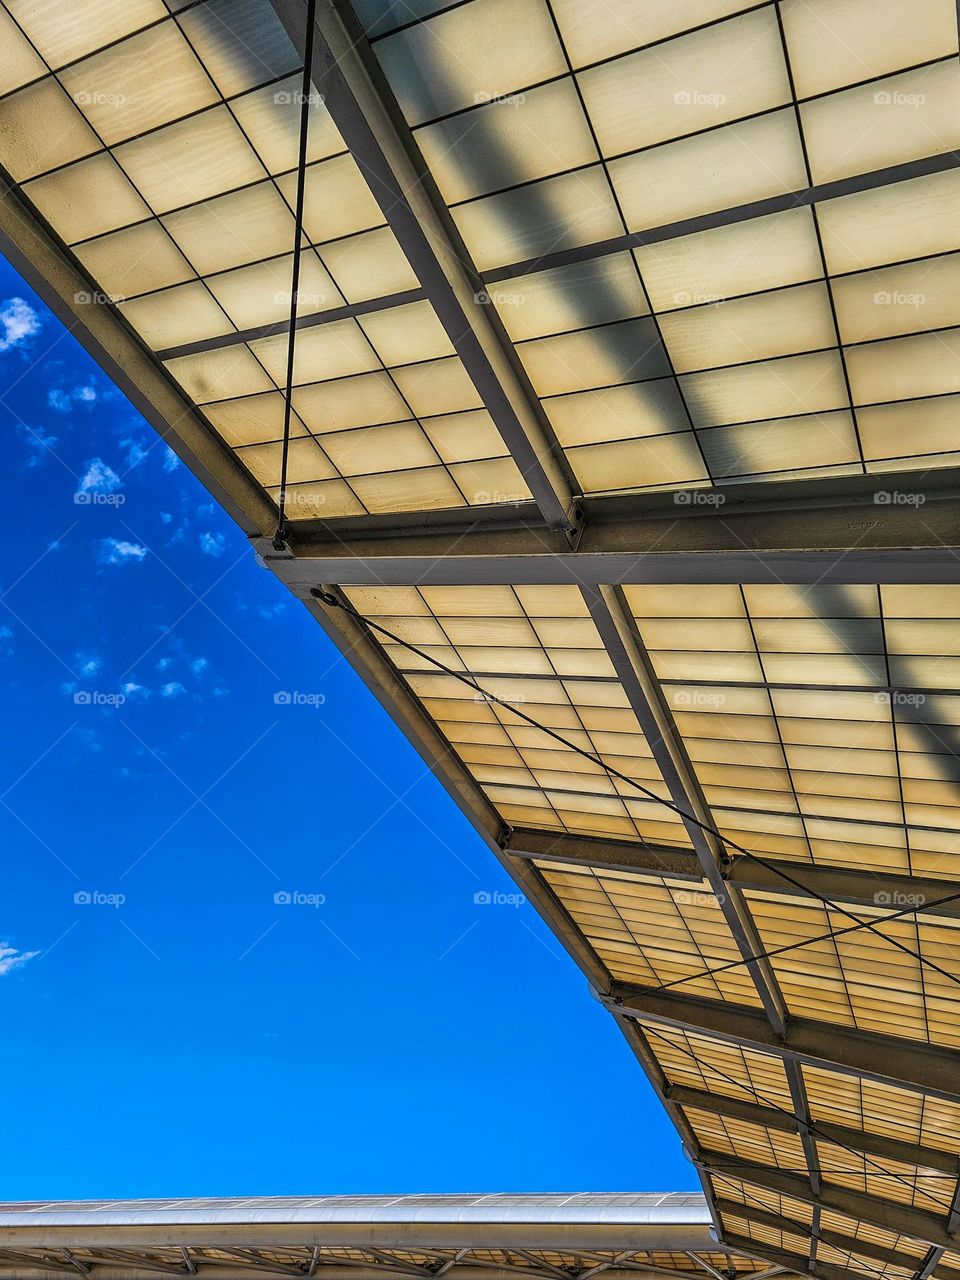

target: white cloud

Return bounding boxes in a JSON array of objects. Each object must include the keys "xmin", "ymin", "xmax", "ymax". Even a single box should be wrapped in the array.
[
  {"xmin": 18, "ymin": 423, "xmax": 58, "ymax": 466},
  {"xmin": 190, "ymin": 657, "xmax": 208, "ymax": 677},
  {"xmin": 160, "ymin": 681, "xmax": 186, "ymax": 698},
  {"xmin": 155, "ymin": 657, "xmax": 173, "ymax": 672},
  {"xmin": 121, "ymin": 681, "xmax": 150, "ymax": 700},
  {"xmin": 78, "ymin": 458, "xmax": 122, "ymax": 496},
  {"xmin": 0, "ymin": 942, "xmax": 38, "ymax": 976},
  {"xmin": 122, "ymin": 437, "xmax": 148, "ymax": 469},
  {"xmin": 47, "ymin": 384, "xmax": 98, "ymax": 413},
  {"xmin": 0, "ymin": 298, "xmax": 40, "ymax": 352},
  {"xmin": 75, "ymin": 652, "xmax": 101, "ymax": 677},
  {"xmin": 99, "ymin": 538, "xmax": 147, "ymax": 565},
  {"xmin": 199, "ymin": 531, "xmax": 226, "ymax": 557},
  {"xmin": 160, "ymin": 512, "xmax": 172, "ymax": 524},
  {"xmin": 0, "ymin": 626, "xmax": 12, "ymax": 660},
  {"xmin": 162, "ymin": 447, "xmax": 180, "ymax": 472}
]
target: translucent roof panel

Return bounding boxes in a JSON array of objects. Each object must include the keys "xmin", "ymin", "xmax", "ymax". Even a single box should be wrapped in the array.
[
  {"xmin": 624, "ymin": 583, "xmax": 960, "ymax": 880},
  {"xmin": 0, "ymin": 2, "xmax": 532, "ymax": 521},
  {"xmin": 340, "ymin": 585, "xmax": 692, "ymax": 847},
  {"xmin": 6, "ymin": 6, "xmax": 960, "ymax": 1280},
  {"xmin": 365, "ymin": 0, "xmax": 960, "ymax": 494}
]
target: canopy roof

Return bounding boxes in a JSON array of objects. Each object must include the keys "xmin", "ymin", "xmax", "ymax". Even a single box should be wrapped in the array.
[
  {"xmin": 2, "ymin": 5, "xmax": 960, "ymax": 1280},
  {"xmin": 0, "ymin": 1193, "xmax": 772, "ymax": 1280}
]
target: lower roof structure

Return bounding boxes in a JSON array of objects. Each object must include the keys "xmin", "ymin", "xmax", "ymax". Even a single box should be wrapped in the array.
[
  {"xmin": 2, "ymin": 3, "xmax": 960, "ymax": 1280},
  {"xmin": 0, "ymin": 1195, "xmax": 772, "ymax": 1280}
]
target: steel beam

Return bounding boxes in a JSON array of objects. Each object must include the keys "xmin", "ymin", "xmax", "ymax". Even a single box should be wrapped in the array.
[
  {"xmin": 670, "ymin": 1086, "xmax": 960, "ymax": 1174},
  {"xmin": 483, "ymin": 152, "xmax": 960, "ymax": 284},
  {"xmin": 601, "ymin": 981, "xmax": 960, "ymax": 1102},
  {"xmin": 579, "ymin": 586, "xmax": 828, "ymax": 1209},
  {"xmin": 504, "ymin": 829, "xmax": 703, "ymax": 881},
  {"xmin": 714, "ymin": 1199, "xmax": 936, "ymax": 1276},
  {"xmin": 698, "ymin": 1154, "xmax": 957, "ymax": 1249},
  {"xmin": 0, "ymin": 1270, "xmax": 753, "ymax": 1280},
  {"xmin": 580, "ymin": 585, "xmax": 788, "ymax": 1037},
  {"xmin": 506, "ymin": 831, "xmax": 960, "ymax": 922},
  {"xmin": 265, "ymin": 482, "xmax": 960, "ymax": 587},
  {"xmin": 0, "ymin": 178, "xmax": 275, "ymax": 539},
  {"xmin": 719, "ymin": 1233, "xmax": 904, "ymax": 1280},
  {"xmin": 266, "ymin": 0, "xmax": 576, "ymax": 531},
  {"xmin": 155, "ymin": 287, "xmax": 426, "ymax": 361},
  {"xmin": 919, "ymin": 1248, "xmax": 948, "ymax": 1280}
]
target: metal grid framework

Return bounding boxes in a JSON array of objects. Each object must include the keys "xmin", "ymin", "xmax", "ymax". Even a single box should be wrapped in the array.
[
  {"xmin": 0, "ymin": 1195, "xmax": 772, "ymax": 1280},
  {"xmin": 3, "ymin": 4, "xmax": 960, "ymax": 1280}
]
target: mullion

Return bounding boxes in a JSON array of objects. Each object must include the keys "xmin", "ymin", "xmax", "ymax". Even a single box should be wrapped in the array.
[
  {"xmin": 163, "ymin": 1, "xmax": 474, "ymax": 516},
  {"xmin": 772, "ymin": 1, "xmax": 867, "ymax": 475}
]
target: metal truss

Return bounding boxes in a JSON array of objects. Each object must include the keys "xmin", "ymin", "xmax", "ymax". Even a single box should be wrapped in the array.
[
  {"xmin": 3, "ymin": 5, "xmax": 960, "ymax": 1280},
  {"xmin": 0, "ymin": 1242, "xmax": 773, "ymax": 1280}
]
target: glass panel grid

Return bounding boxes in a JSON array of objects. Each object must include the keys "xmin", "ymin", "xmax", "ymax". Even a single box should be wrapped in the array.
[
  {"xmin": 359, "ymin": 0, "xmax": 960, "ymax": 493},
  {"xmin": 685, "ymin": 1107, "xmax": 808, "ymax": 1172},
  {"xmin": 814, "ymin": 1139, "xmax": 956, "ymax": 1214},
  {"xmin": 341, "ymin": 585, "xmax": 693, "ymax": 846},
  {"xmin": 625, "ymin": 583, "xmax": 960, "ymax": 881},
  {"xmin": 636, "ymin": 1020, "xmax": 793, "ymax": 1111},
  {"xmin": 802, "ymin": 1063, "xmax": 960, "ymax": 1154},
  {"xmin": 536, "ymin": 865, "xmax": 761, "ymax": 1003}
]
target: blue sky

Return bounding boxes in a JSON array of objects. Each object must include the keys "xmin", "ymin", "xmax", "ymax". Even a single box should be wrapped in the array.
[{"xmin": 0, "ymin": 253, "xmax": 695, "ymax": 1200}]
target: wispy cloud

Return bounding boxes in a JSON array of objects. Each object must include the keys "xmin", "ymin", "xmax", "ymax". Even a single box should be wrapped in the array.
[
  {"xmin": 78, "ymin": 458, "xmax": 122, "ymax": 496},
  {"xmin": 48, "ymin": 384, "xmax": 98, "ymax": 413},
  {"xmin": 160, "ymin": 681, "xmax": 185, "ymax": 698},
  {"xmin": 162, "ymin": 447, "xmax": 180, "ymax": 472},
  {"xmin": 199, "ymin": 531, "xmax": 226, "ymax": 557},
  {"xmin": 0, "ymin": 298, "xmax": 40, "ymax": 352},
  {"xmin": 121, "ymin": 437, "xmax": 148, "ymax": 469},
  {"xmin": 18, "ymin": 423, "xmax": 58, "ymax": 467},
  {"xmin": 0, "ymin": 942, "xmax": 38, "ymax": 975},
  {"xmin": 99, "ymin": 538, "xmax": 147, "ymax": 565},
  {"xmin": 75, "ymin": 651, "xmax": 101, "ymax": 677}
]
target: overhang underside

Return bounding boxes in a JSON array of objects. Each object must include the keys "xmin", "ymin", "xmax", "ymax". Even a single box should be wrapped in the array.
[
  {"xmin": 3, "ymin": 3, "xmax": 960, "ymax": 1279},
  {"xmin": 0, "ymin": 1194, "xmax": 772, "ymax": 1280}
]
